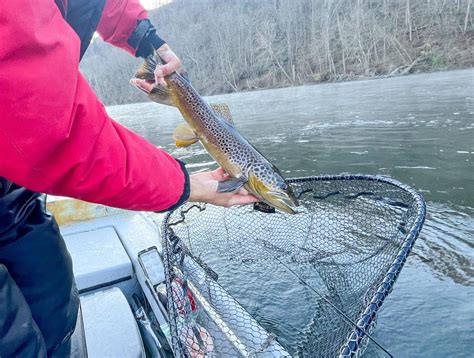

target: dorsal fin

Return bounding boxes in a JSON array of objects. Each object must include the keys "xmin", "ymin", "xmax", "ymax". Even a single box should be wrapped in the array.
[{"xmin": 210, "ymin": 103, "xmax": 234, "ymax": 125}]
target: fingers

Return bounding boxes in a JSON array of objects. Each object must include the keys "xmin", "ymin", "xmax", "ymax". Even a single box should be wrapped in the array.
[
  {"xmin": 188, "ymin": 172, "xmax": 257, "ymax": 208},
  {"xmin": 237, "ymin": 187, "xmax": 250, "ymax": 196},
  {"xmin": 130, "ymin": 78, "xmax": 154, "ymax": 94},
  {"xmin": 159, "ymin": 57, "xmax": 181, "ymax": 76},
  {"xmin": 154, "ymin": 44, "xmax": 183, "ymax": 87},
  {"xmin": 154, "ymin": 67, "xmax": 167, "ymax": 87},
  {"xmin": 210, "ymin": 167, "xmax": 228, "ymax": 180},
  {"xmin": 227, "ymin": 193, "xmax": 259, "ymax": 207},
  {"xmin": 132, "ymin": 44, "xmax": 184, "ymax": 89}
]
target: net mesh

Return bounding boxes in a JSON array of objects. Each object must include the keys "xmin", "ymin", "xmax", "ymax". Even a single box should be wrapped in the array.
[{"xmin": 161, "ymin": 175, "xmax": 425, "ymax": 357}]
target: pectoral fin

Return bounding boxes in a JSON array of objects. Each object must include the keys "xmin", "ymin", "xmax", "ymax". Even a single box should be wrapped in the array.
[
  {"xmin": 173, "ymin": 124, "xmax": 199, "ymax": 147},
  {"xmin": 210, "ymin": 103, "xmax": 234, "ymax": 125},
  {"xmin": 217, "ymin": 178, "xmax": 246, "ymax": 193}
]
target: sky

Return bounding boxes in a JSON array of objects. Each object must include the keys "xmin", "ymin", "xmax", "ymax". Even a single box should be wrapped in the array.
[{"xmin": 141, "ymin": 0, "xmax": 172, "ymax": 10}]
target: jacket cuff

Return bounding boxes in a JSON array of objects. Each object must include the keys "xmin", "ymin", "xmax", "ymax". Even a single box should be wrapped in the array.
[
  {"xmin": 129, "ymin": 19, "xmax": 166, "ymax": 58},
  {"xmin": 155, "ymin": 160, "xmax": 190, "ymax": 213}
]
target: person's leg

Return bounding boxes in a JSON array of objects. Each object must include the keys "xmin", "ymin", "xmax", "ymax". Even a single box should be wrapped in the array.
[
  {"xmin": 0, "ymin": 264, "xmax": 47, "ymax": 358},
  {"xmin": 0, "ymin": 180, "xmax": 79, "ymax": 356}
]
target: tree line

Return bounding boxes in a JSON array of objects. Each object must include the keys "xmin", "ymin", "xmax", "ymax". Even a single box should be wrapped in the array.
[{"xmin": 80, "ymin": 0, "xmax": 473, "ymax": 105}]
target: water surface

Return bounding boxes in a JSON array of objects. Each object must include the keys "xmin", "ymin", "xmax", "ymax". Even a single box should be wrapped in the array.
[{"xmin": 108, "ymin": 69, "xmax": 473, "ymax": 357}]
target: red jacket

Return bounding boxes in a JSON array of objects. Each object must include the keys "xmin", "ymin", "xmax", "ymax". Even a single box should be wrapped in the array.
[{"xmin": 0, "ymin": 0, "xmax": 189, "ymax": 212}]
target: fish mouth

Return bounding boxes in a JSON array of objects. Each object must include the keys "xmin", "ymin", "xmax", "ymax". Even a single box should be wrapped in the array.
[
  {"xmin": 247, "ymin": 172, "xmax": 299, "ymax": 214},
  {"xmin": 264, "ymin": 190, "xmax": 299, "ymax": 214}
]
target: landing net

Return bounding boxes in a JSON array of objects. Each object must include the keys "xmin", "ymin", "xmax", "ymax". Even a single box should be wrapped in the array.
[{"xmin": 161, "ymin": 175, "xmax": 425, "ymax": 357}]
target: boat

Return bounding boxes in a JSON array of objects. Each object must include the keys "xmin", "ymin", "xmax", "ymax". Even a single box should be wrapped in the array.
[{"xmin": 47, "ymin": 195, "xmax": 180, "ymax": 357}]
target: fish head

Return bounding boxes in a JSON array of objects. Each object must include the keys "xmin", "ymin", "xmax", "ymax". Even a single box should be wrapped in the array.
[{"xmin": 247, "ymin": 164, "xmax": 299, "ymax": 214}]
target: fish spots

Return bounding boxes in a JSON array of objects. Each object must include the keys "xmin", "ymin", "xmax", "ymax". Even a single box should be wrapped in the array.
[{"xmin": 171, "ymin": 74, "xmax": 288, "ymax": 194}]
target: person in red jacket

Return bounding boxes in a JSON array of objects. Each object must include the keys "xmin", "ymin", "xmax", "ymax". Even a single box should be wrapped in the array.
[{"xmin": 0, "ymin": 1, "xmax": 256, "ymax": 356}]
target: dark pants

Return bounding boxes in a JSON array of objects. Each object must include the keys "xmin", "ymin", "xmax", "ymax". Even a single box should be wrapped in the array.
[{"xmin": 0, "ymin": 179, "xmax": 79, "ymax": 357}]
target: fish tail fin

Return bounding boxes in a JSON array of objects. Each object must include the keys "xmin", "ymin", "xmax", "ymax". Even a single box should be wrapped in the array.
[
  {"xmin": 135, "ymin": 55, "xmax": 160, "ymax": 81},
  {"xmin": 130, "ymin": 55, "xmax": 177, "ymax": 107},
  {"xmin": 148, "ymin": 85, "xmax": 176, "ymax": 107}
]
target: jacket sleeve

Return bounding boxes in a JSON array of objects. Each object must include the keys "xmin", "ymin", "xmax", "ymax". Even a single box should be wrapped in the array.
[
  {"xmin": 97, "ymin": 0, "xmax": 149, "ymax": 55},
  {"xmin": 0, "ymin": 0, "xmax": 189, "ymax": 212},
  {"xmin": 97, "ymin": 0, "xmax": 167, "ymax": 57}
]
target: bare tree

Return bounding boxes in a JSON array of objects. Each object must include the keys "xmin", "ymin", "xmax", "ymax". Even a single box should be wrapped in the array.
[{"xmin": 80, "ymin": 0, "xmax": 474, "ymax": 105}]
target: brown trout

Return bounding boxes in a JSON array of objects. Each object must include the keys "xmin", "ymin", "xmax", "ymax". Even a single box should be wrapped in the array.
[{"xmin": 130, "ymin": 53, "xmax": 299, "ymax": 214}]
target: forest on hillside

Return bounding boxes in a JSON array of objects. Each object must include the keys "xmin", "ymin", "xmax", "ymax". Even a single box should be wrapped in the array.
[{"xmin": 80, "ymin": 0, "xmax": 473, "ymax": 105}]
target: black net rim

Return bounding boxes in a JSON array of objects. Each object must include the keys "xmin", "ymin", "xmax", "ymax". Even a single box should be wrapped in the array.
[
  {"xmin": 162, "ymin": 174, "xmax": 426, "ymax": 357},
  {"xmin": 289, "ymin": 175, "xmax": 426, "ymax": 356}
]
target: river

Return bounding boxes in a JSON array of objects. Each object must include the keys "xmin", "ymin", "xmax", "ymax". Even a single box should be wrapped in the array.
[{"xmin": 107, "ymin": 69, "xmax": 473, "ymax": 357}]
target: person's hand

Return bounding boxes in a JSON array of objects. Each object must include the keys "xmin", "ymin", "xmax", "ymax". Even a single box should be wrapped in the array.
[
  {"xmin": 154, "ymin": 44, "xmax": 183, "ymax": 87},
  {"xmin": 132, "ymin": 44, "xmax": 183, "ymax": 93},
  {"xmin": 188, "ymin": 168, "xmax": 259, "ymax": 207}
]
